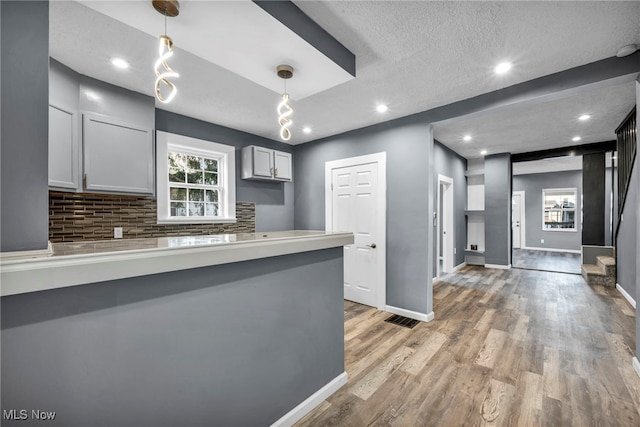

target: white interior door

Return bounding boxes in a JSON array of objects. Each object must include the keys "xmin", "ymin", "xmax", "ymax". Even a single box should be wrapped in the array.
[
  {"xmin": 326, "ymin": 153, "xmax": 386, "ymax": 309},
  {"xmin": 437, "ymin": 175, "xmax": 454, "ymax": 275},
  {"xmin": 512, "ymin": 192, "xmax": 524, "ymax": 249}
]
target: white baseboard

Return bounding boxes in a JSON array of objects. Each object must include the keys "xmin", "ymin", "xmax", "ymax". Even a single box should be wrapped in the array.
[
  {"xmin": 453, "ymin": 262, "xmax": 467, "ymax": 272},
  {"xmin": 385, "ymin": 305, "xmax": 434, "ymax": 323},
  {"xmin": 484, "ymin": 263, "xmax": 511, "ymax": 270},
  {"xmin": 633, "ymin": 357, "xmax": 640, "ymax": 380},
  {"xmin": 271, "ymin": 371, "xmax": 348, "ymax": 427},
  {"xmin": 432, "ymin": 277, "xmax": 437, "ymax": 284},
  {"xmin": 522, "ymin": 246, "xmax": 581, "ymax": 254},
  {"xmin": 616, "ymin": 283, "xmax": 636, "ymax": 309}
]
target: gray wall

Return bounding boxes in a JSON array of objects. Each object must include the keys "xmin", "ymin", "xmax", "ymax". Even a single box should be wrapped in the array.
[
  {"xmin": 294, "ymin": 116, "xmax": 434, "ymax": 315},
  {"xmin": 155, "ymin": 110, "xmax": 294, "ymax": 232},
  {"xmin": 513, "ymin": 170, "xmax": 583, "ymax": 251},
  {"xmin": 1, "ymin": 1, "xmax": 50, "ymax": 252},
  {"xmin": 617, "ymin": 164, "xmax": 637, "ymax": 305},
  {"xmin": 484, "ymin": 154, "xmax": 512, "ymax": 266},
  {"xmin": 635, "ymin": 78, "xmax": 640, "ymax": 364},
  {"xmin": 433, "ymin": 140, "xmax": 467, "ymax": 277},
  {"xmin": 1, "ymin": 248, "xmax": 344, "ymax": 427}
]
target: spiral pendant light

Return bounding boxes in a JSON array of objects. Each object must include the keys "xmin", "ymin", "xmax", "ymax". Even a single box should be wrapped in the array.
[
  {"xmin": 276, "ymin": 65, "xmax": 294, "ymax": 141},
  {"xmin": 152, "ymin": 1, "xmax": 180, "ymax": 104}
]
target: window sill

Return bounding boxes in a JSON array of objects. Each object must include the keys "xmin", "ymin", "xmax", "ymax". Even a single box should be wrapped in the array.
[
  {"xmin": 542, "ymin": 228, "xmax": 577, "ymax": 232},
  {"xmin": 157, "ymin": 217, "xmax": 237, "ymax": 225}
]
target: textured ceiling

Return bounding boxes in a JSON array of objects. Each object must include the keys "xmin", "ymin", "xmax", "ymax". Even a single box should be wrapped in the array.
[{"xmin": 49, "ymin": 1, "xmax": 640, "ymax": 154}]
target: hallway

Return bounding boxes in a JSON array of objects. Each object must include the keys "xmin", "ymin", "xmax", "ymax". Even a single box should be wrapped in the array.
[
  {"xmin": 512, "ymin": 248, "xmax": 582, "ymax": 275},
  {"xmin": 296, "ymin": 266, "xmax": 639, "ymax": 426}
]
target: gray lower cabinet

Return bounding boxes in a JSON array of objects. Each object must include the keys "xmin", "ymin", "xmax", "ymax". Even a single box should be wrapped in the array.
[
  {"xmin": 48, "ymin": 105, "xmax": 80, "ymax": 190},
  {"xmin": 242, "ymin": 145, "xmax": 292, "ymax": 182},
  {"xmin": 83, "ymin": 113, "xmax": 154, "ymax": 194}
]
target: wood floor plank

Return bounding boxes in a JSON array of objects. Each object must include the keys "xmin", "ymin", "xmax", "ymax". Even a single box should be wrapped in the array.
[{"xmin": 295, "ymin": 266, "xmax": 640, "ymax": 427}]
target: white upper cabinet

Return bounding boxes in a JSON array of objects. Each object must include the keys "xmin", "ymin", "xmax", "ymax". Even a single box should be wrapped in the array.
[
  {"xmin": 242, "ymin": 145, "xmax": 292, "ymax": 182},
  {"xmin": 83, "ymin": 113, "xmax": 154, "ymax": 194},
  {"xmin": 48, "ymin": 105, "xmax": 79, "ymax": 190}
]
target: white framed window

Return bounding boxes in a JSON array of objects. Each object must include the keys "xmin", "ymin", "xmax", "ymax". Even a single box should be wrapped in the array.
[
  {"xmin": 542, "ymin": 188, "xmax": 576, "ymax": 231},
  {"xmin": 156, "ymin": 131, "xmax": 236, "ymax": 224}
]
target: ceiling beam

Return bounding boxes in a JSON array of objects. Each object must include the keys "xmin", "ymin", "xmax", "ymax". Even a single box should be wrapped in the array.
[{"xmin": 511, "ymin": 140, "xmax": 617, "ymax": 163}]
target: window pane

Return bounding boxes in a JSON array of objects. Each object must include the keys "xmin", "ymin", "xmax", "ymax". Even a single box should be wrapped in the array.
[
  {"xmin": 187, "ymin": 155, "xmax": 202, "ymax": 170},
  {"xmin": 189, "ymin": 188, "xmax": 204, "ymax": 201},
  {"xmin": 544, "ymin": 191, "xmax": 576, "ymax": 209},
  {"xmin": 205, "ymin": 190, "xmax": 218, "ymax": 203},
  {"xmin": 187, "ymin": 171, "xmax": 203, "ymax": 184},
  {"xmin": 204, "ymin": 172, "xmax": 218, "ymax": 185},
  {"xmin": 168, "ymin": 152, "xmax": 186, "ymax": 169},
  {"xmin": 204, "ymin": 158, "xmax": 218, "ymax": 172},
  {"xmin": 170, "ymin": 187, "xmax": 187, "ymax": 201},
  {"xmin": 170, "ymin": 202, "xmax": 187, "ymax": 216},
  {"xmin": 169, "ymin": 168, "xmax": 185, "ymax": 183},
  {"xmin": 205, "ymin": 203, "xmax": 219, "ymax": 216},
  {"xmin": 188, "ymin": 202, "xmax": 204, "ymax": 216}
]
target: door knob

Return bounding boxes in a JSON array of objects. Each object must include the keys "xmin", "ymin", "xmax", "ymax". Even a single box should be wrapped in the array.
[{"xmin": 369, "ymin": 243, "xmax": 377, "ymax": 248}]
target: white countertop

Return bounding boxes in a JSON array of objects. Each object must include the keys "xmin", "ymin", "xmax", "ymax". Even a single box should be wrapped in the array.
[{"xmin": 0, "ymin": 230, "xmax": 353, "ymax": 297}]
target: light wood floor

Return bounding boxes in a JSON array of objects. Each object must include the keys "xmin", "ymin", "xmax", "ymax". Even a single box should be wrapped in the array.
[
  {"xmin": 295, "ymin": 266, "xmax": 639, "ymax": 427},
  {"xmin": 512, "ymin": 249, "xmax": 581, "ymax": 275}
]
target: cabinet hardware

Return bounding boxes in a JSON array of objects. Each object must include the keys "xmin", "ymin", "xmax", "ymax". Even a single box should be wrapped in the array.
[{"xmin": 369, "ymin": 243, "xmax": 377, "ymax": 249}]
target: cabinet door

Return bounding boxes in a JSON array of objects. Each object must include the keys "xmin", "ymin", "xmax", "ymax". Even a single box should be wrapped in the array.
[
  {"xmin": 252, "ymin": 146, "xmax": 274, "ymax": 178},
  {"xmin": 49, "ymin": 105, "xmax": 79, "ymax": 190},
  {"xmin": 83, "ymin": 113, "xmax": 154, "ymax": 194},
  {"xmin": 273, "ymin": 151, "xmax": 292, "ymax": 181}
]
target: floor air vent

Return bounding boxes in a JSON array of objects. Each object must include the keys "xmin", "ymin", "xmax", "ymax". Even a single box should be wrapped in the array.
[{"xmin": 385, "ymin": 314, "xmax": 419, "ymax": 329}]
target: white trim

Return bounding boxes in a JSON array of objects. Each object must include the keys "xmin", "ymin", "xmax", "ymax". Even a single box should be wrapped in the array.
[
  {"xmin": 616, "ymin": 283, "xmax": 636, "ymax": 309},
  {"xmin": 271, "ymin": 371, "xmax": 348, "ymax": 427},
  {"xmin": 0, "ymin": 242, "xmax": 53, "ymax": 260},
  {"xmin": 522, "ymin": 246, "xmax": 581, "ymax": 254},
  {"xmin": 512, "ymin": 191, "xmax": 526, "ymax": 249},
  {"xmin": 156, "ymin": 131, "xmax": 236, "ymax": 224},
  {"xmin": 0, "ymin": 231, "xmax": 353, "ymax": 297},
  {"xmin": 484, "ymin": 263, "xmax": 511, "ymax": 270},
  {"xmin": 633, "ymin": 357, "xmax": 640, "ymax": 380},
  {"xmin": 453, "ymin": 262, "xmax": 467, "ymax": 272},
  {"xmin": 325, "ymin": 152, "xmax": 387, "ymax": 311},
  {"xmin": 385, "ymin": 305, "xmax": 434, "ymax": 323}
]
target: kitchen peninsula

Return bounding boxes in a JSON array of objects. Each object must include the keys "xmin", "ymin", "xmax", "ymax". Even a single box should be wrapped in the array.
[{"xmin": 1, "ymin": 231, "xmax": 352, "ymax": 426}]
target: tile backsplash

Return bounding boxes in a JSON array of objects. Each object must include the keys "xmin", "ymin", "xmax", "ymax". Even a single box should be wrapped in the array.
[{"xmin": 49, "ymin": 191, "xmax": 255, "ymax": 243}]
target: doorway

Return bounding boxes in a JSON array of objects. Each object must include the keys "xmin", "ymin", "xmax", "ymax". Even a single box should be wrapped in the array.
[
  {"xmin": 512, "ymin": 191, "xmax": 525, "ymax": 249},
  {"xmin": 325, "ymin": 153, "xmax": 387, "ymax": 310},
  {"xmin": 437, "ymin": 174, "xmax": 454, "ymax": 276}
]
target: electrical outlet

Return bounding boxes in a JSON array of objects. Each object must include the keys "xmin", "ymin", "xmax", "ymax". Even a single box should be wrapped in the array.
[
  {"xmin": 114, "ymin": 227, "xmax": 123, "ymax": 239},
  {"xmin": 540, "ymin": 239, "xmax": 544, "ymax": 244}
]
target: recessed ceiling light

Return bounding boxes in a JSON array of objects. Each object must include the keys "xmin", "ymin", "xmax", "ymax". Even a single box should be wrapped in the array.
[
  {"xmin": 303, "ymin": 127, "xmax": 311, "ymax": 134},
  {"xmin": 463, "ymin": 135, "xmax": 472, "ymax": 142},
  {"xmin": 110, "ymin": 57, "xmax": 130, "ymax": 70},
  {"xmin": 376, "ymin": 104, "xmax": 388, "ymax": 113},
  {"xmin": 494, "ymin": 62, "xmax": 512, "ymax": 75},
  {"xmin": 480, "ymin": 150, "xmax": 488, "ymax": 156},
  {"xmin": 572, "ymin": 136, "xmax": 581, "ymax": 142},
  {"xmin": 578, "ymin": 114, "xmax": 591, "ymax": 121},
  {"xmin": 616, "ymin": 44, "xmax": 638, "ymax": 58}
]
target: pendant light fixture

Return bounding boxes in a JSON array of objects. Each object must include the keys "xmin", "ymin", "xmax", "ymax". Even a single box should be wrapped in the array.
[
  {"xmin": 276, "ymin": 65, "xmax": 294, "ymax": 141},
  {"xmin": 152, "ymin": 0, "xmax": 180, "ymax": 103}
]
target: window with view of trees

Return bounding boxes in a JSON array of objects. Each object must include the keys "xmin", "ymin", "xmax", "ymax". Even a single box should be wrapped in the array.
[
  {"xmin": 156, "ymin": 132, "xmax": 236, "ymax": 224},
  {"xmin": 542, "ymin": 188, "xmax": 576, "ymax": 231}
]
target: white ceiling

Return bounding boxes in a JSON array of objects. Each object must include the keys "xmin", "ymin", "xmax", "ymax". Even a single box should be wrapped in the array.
[{"xmin": 50, "ymin": 1, "xmax": 640, "ymax": 155}]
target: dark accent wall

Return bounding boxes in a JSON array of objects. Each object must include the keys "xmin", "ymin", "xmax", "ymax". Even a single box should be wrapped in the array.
[
  {"xmin": 484, "ymin": 154, "xmax": 512, "ymax": 266},
  {"xmin": 294, "ymin": 117, "xmax": 434, "ymax": 315},
  {"xmin": 1, "ymin": 248, "xmax": 344, "ymax": 426},
  {"xmin": 1, "ymin": 1, "xmax": 50, "ymax": 252},
  {"xmin": 513, "ymin": 170, "xmax": 583, "ymax": 251},
  {"xmin": 433, "ymin": 141, "xmax": 467, "ymax": 276},
  {"xmin": 583, "ymin": 153, "xmax": 606, "ymax": 245},
  {"xmin": 155, "ymin": 110, "xmax": 294, "ymax": 232}
]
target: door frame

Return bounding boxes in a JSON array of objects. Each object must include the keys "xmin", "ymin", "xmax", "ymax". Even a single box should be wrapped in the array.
[
  {"xmin": 437, "ymin": 174, "xmax": 454, "ymax": 275},
  {"xmin": 325, "ymin": 152, "xmax": 387, "ymax": 310},
  {"xmin": 512, "ymin": 190, "xmax": 526, "ymax": 249}
]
